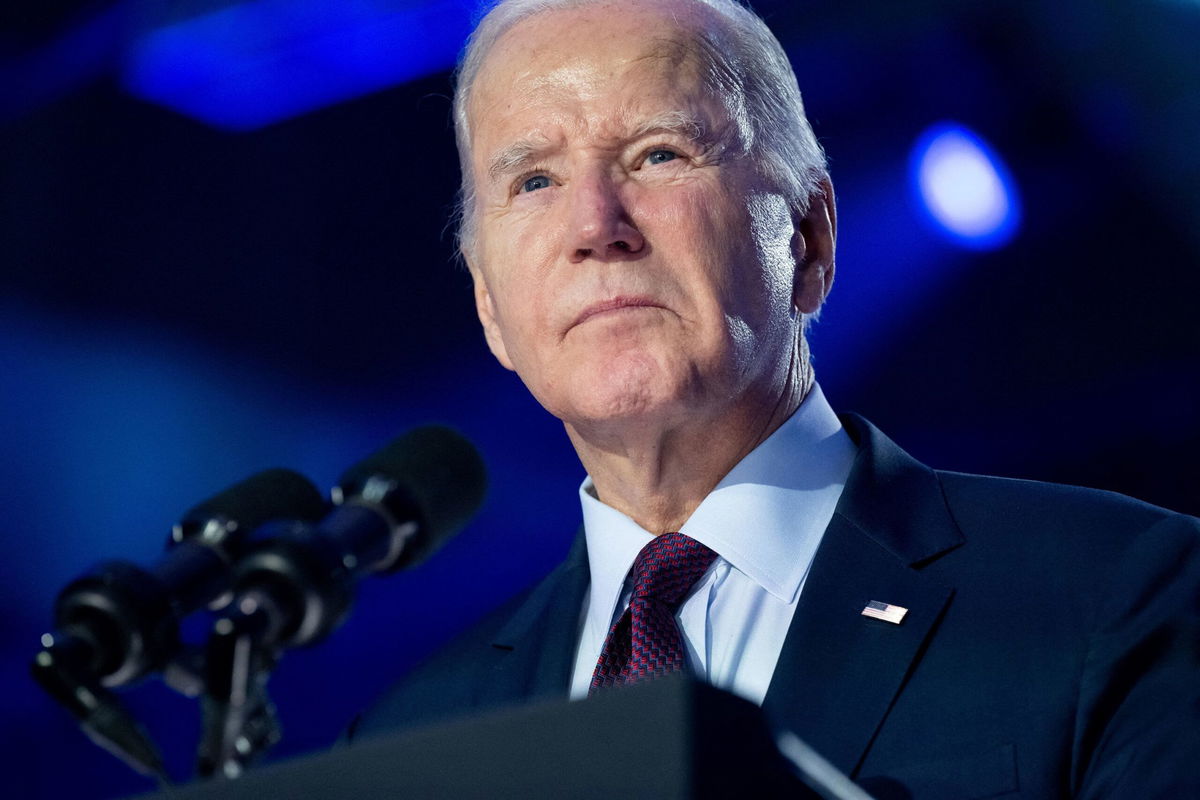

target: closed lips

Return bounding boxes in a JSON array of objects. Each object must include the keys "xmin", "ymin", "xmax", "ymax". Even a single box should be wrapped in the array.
[{"xmin": 573, "ymin": 297, "xmax": 664, "ymax": 327}]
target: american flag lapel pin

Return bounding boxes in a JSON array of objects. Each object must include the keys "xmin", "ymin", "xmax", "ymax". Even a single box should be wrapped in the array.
[{"xmin": 861, "ymin": 600, "xmax": 908, "ymax": 625}]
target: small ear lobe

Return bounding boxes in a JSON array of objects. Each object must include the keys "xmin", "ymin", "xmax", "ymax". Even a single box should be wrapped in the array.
[
  {"xmin": 792, "ymin": 177, "xmax": 837, "ymax": 314},
  {"xmin": 465, "ymin": 255, "xmax": 516, "ymax": 372}
]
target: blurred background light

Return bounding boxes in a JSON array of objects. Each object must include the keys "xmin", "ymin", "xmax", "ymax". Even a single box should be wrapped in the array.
[
  {"xmin": 911, "ymin": 122, "xmax": 1021, "ymax": 249},
  {"xmin": 122, "ymin": 0, "xmax": 473, "ymax": 130}
]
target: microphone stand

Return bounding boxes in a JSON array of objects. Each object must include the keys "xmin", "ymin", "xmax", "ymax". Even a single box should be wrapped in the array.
[
  {"xmin": 32, "ymin": 468, "xmax": 328, "ymax": 783},
  {"xmin": 33, "ymin": 427, "xmax": 485, "ymax": 783},
  {"xmin": 192, "ymin": 494, "xmax": 420, "ymax": 777},
  {"xmin": 196, "ymin": 591, "xmax": 283, "ymax": 779}
]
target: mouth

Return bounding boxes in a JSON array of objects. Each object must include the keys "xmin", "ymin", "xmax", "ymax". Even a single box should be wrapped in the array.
[{"xmin": 572, "ymin": 296, "xmax": 665, "ymax": 328}]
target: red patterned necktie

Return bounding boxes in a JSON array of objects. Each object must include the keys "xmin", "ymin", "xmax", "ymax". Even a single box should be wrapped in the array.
[{"xmin": 589, "ymin": 532, "xmax": 718, "ymax": 694}]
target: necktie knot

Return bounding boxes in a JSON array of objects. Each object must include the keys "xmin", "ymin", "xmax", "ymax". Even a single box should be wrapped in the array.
[{"xmin": 629, "ymin": 532, "xmax": 718, "ymax": 610}]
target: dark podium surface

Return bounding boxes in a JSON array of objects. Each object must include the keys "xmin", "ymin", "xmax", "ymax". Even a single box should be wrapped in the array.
[{"xmin": 138, "ymin": 678, "xmax": 807, "ymax": 799}]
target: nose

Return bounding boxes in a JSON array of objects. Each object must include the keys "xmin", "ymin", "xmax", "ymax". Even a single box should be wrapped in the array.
[{"xmin": 565, "ymin": 173, "xmax": 646, "ymax": 262}]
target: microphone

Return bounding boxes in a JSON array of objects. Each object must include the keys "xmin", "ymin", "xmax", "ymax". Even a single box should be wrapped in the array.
[
  {"xmin": 217, "ymin": 425, "xmax": 487, "ymax": 650},
  {"xmin": 32, "ymin": 468, "xmax": 328, "ymax": 781},
  {"xmin": 196, "ymin": 426, "xmax": 487, "ymax": 777},
  {"xmin": 35, "ymin": 468, "xmax": 329, "ymax": 688},
  {"xmin": 216, "ymin": 424, "xmax": 482, "ymax": 652}
]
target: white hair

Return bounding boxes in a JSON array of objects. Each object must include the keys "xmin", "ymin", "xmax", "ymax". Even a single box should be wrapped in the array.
[{"xmin": 452, "ymin": 0, "xmax": 828, "ymax": 255}]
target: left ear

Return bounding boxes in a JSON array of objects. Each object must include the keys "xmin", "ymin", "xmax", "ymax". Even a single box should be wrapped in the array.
[{"xmin": 790, "ymin": 176, "xmax": 837, "ymax": 314}]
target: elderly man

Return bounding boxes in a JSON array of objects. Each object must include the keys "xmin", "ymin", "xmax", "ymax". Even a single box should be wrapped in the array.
[{"xmin": 352, "ymin": 0, "xmax": 1200, "ymax": 795}]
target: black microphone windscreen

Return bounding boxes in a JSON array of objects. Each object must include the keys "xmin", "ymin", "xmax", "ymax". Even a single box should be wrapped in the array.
[
  {"xmin": 178, "ymin": 468, "xmax": 328, "ymax": 542},
  {"xmin": 338, "ymin": 425, "xmax": 487, "ymax": 566}
]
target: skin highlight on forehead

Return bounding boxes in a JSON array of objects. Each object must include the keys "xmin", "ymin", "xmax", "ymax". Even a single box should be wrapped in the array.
[
  {"xmin": 471, "ymin": 26, "xmax": 703, "ymax": 128},
  {"xmin": 467, "ymin": 2, "xmax": 751, "ymax": 195}
]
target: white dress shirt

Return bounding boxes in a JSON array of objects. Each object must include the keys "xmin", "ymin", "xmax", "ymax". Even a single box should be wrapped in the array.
[{"xmin": 568, "ymin": 384, "xmax": 857, "ymax": 705}]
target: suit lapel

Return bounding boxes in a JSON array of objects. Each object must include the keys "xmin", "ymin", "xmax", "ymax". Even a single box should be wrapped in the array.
[
  {"xmin": 480, "ymin": 531, "xmax": 590, "ymax": 705},
  {"xmin": 762, "ymin": 415, "xmax": 963, "ymax": 777},
  {"xmin": 472, "ymin": 415, "xmax": 964, "ymax": 773}
]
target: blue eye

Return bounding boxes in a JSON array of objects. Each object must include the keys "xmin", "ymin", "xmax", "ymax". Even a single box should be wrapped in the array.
[
  {"xmin": 646, "ymin": 149, "xmax": 678, "ymax": 165},
  {"xmin": 521, "ymin": 175, "xmax": 552, "ymax": 193}
]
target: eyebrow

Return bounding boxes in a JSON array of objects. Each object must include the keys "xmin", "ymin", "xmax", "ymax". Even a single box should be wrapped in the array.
[
  {"xmin": 485, "ymin": 110, "xmax": 711, "ymax": 185},
  {"xmin": 487, "ymin": 138, "xmax": 549, "ymax": 185}
]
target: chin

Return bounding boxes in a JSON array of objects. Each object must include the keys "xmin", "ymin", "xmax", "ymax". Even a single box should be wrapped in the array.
[{"xmin": 553, "ymin": 351, "xmax": 695, "ymax": 429}]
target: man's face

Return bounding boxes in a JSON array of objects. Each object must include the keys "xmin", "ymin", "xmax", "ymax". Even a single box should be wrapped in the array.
[{"xmin": 465, "ymin": 0, "xmax": 825, "ymax": 434}]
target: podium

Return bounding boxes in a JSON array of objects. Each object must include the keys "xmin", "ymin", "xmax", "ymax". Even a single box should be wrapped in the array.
[{"xmin": 141, "ymin": 678, "xmax": 811, "ymax": 798}]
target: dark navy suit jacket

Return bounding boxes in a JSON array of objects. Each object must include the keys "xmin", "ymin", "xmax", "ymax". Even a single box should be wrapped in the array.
[{"xmin": 351, "ymin": 416, "xmax": 1200, "ymax": 798}]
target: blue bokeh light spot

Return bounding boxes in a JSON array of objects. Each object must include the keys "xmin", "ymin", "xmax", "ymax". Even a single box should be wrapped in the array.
[
  {"xmin": 122, "ymin": 0, "xmax": 474, "ymax": 131},
  {"xmin": 911, "ymin": 122, "xmax": 1021, "ymax": 249}
]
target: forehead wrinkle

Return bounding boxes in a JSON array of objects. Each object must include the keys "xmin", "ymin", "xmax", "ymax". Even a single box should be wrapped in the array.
[
  {"xmin": 485, "ymin": 107, "xmax": 717, "ymax": 187},
  {"xmin": 634, "ymin": 34, "xmax": 697, "ymax": 71},
  {"xmin": 631, "ymin": 27, "xmax": 751, "ymax": 152},
  {"xmin": 475, "ymin": 21, "xmax": 738, "ymax": 187},
  {"xmin": 477, "ymin": 65, "xmax": 584, "ymax": 185}
]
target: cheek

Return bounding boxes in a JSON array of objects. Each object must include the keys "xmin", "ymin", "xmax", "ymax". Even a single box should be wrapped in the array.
[
  {"xmin": 634, "ymin": 183, "xmax": 732, "ymax": 292},
  {"xmin": 640, "ymin": 179, "xmax": 716, "ymax": 232},
  {"xmin": 483, "ymin": 203, "xmax": 559, "ymax": 272},
  {"xmin": 645, "ymin": 183, "xmax": 791, "ymax": 315},
  {"xmin": 745, "ymin": 192, "xmax": 797, "ymax": 304},
  {"xmin": 665, "ymin": 187, "xmax": 796, "ymax": 365},
  {"xmin": 478, "ymin": 225, "xmax": 561, "ymax": 360}
]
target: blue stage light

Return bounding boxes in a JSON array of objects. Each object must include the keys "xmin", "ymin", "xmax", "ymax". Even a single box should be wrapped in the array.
[
  {"xmin": 122, "ymin": 0, "xmax": 473, "ymax": 131},
  {"xmin": 911, "ymin": 123, "xmax": 1021, "ymax": 249}
]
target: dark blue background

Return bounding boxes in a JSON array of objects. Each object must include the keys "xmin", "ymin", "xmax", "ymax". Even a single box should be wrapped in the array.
[{"xmin": 2, "ymin": 1, "xmax": 1197, "ymax": 797}]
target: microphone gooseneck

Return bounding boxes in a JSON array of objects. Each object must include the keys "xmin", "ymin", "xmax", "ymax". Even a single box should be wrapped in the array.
[
  {"xmin": 33, "ymin": 427, "xmax": 489, "ymax": 784},
  {"xmin": 197, "ymin": 426, "xmax": 487, "ymax": 778},
  {"xmin": 33, "ymin": 468, "xmax": 329, "ymax": 783},
  {"xmin": 222, "ymin": 425, "xmax": 488, "ymax": 649},
  {"xmin": 41, "ymin": 469, "xmax": 329, "ymax": 687}
]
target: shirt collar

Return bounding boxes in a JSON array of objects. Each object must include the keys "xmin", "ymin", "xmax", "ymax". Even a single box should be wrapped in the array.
[{"xmin": 579, "ymin": 383, "xmax": 856, "ymax": 626}]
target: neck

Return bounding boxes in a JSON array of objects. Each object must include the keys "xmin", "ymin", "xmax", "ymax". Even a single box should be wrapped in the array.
[{"xmin": 566, "ymin": 352, "xmax": 814, "ymax": 534}]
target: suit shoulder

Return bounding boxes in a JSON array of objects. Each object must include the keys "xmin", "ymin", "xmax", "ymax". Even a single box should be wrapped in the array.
[
  {"xmin": 935, "ymin": 469, "xmax": 1191, "ymax": 522},
  {"xmin": 934, "ymin": 469, "xmax": 1200, "ymax": 560}
]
